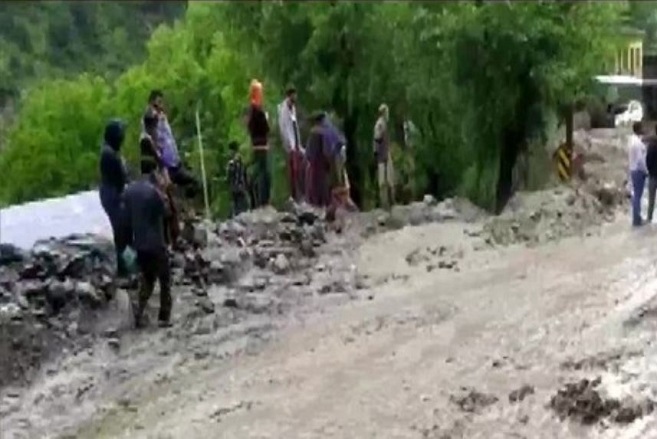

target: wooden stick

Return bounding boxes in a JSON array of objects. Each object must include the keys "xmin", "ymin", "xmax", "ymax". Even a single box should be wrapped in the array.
[{"xmin": 195, "ymin": 105, "xmax": 211, "ymax": 221}]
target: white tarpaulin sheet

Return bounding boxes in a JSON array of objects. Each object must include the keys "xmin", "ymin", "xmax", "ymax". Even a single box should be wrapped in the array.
[{"xmin": 0, "ymin": 190, "xmax": 112, "ymax": 249}]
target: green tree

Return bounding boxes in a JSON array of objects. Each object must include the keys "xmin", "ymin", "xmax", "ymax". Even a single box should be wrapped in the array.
[
  {"xmin": 0, "ymin": 1, "xmax": 186, "ymax": 105},
  {"xmin": 0, "ymin": 1, "xmax": 627, "ymax": 215}
]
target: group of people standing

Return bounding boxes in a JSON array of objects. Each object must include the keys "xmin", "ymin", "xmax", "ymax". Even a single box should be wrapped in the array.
[
  {"xmin": 229, "ymin": 80, "xmax": 396, "ymax": 220},
  {"xmin": 99, "ymin": 90, "xmax": 199, "ymax": 328},
  {"xmin": 98, "ymin": 80, "xmax": 398, "ymax": 329},
  {"xmin": 628, "ymin": 121, "xmax": 657, "ymax": 227},
  {"xmin": 229, "ymin": 81, "xmax": 357, "ymax": 217}
]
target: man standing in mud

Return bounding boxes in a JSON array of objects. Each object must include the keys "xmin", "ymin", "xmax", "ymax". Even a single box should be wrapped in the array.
[
  {"xmin": 373, "ymin": 104, "xmax": 395, "ymax": 209},
  {"xmin": 629, "ymin": 121, "xmax": 648, "ymax": 227},
  {"xmin": 278, "ymin": 86, "xmax": 304, "ymax": 203},
  {"xmin": 123, "ymin": 161, "xmax": 172, "ymax": 328}
]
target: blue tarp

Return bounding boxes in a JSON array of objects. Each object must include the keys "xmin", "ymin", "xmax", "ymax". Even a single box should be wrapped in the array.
[{"xmin": 0, "ymin": 190, "xmax": 112, "ymax": 249}]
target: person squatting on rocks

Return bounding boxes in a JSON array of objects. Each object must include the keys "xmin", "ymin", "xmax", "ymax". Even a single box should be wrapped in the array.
[
  {"xmin": 305, "ymin": 112, "xmax": 330, "ymax": 208},
  {"xmin": 629, "ymin": 121, "xmax": 648, "ymax": 227},
  {"xmin": 146, "ymin": 90, "xmax": 200, "ymax": 199},
  {"xmin": 246, "ymin": 79, "xmax": 272, "ymax": 208},
  {"xmin": 99, "ymin": 119, "xmax": 129, "ymax": 277},
  {"xmin": 226, "ymin": 141, "xmax": 250, "ymax": 217},
  {"xmin": 122, "ymin": 160, "xmax": 173, "ymax": 328},
  {"xmin": 140, "ymin": 110, "xmax": 180, "ymax": 246},
  {"xmin": 373, "ymin": 103, "xmax": 395, "ymax": 209},
  {"xmin": 278, "ymin": 86, "xmax": 305, "ymax": 203}
]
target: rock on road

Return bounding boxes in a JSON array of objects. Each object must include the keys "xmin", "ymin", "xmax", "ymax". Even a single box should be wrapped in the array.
[{"xmin": 50, "ymin": 218, "xmax": 657, "ymax": 439}]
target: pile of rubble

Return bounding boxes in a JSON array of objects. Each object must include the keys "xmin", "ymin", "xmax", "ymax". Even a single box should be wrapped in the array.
[
  {"xmin": 482, "ymin": 188, "xmax": 614, "ymax": 246},
  {"xmin": 0, "ymin": 205, "xmax": 338, "ymax": 389},
  {"xmin": 364, "ymin": 196, "xmax": 487, "ymax": 235},
  {"xmin": 0, "ymin": 235, "xmax": 118, "ymax": 388},
  {"xmin": 481, "ymin": 128, "xmax": 631, "ymax": 247},
  {"xmin": 550, "ymin": 377, "xmax": 655, "ymax": 425}
]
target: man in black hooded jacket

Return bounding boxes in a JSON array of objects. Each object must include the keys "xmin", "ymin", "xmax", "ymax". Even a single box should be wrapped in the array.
[{"xmin": 99, "ymin": 119, "xmax": 128, "ymax": 276}]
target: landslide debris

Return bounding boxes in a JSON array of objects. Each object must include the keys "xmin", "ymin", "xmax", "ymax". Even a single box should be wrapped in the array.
[
  {"xmin": 449, "ymin": 387, "xmax": 499, "ymax": 414},
  {"xmin": 483, "ymin": 188, "xmax": 612, "ymax": 246},
  {"xmin": 550, "ymin": 377, "xmax": 655, "ymax": 425},
  {"xmin": 0, "ymin": 204, "xmax": 364, "ymax": 390},
  {"xmin": 0, "ymin": 235, "xmax": 118, "ymax": 388}
]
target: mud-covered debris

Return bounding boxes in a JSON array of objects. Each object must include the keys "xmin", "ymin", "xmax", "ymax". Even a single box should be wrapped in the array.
[
  {"xmin": 482, "ymin": 188, "xmax": 612, "ymax": 246},
  {"xmin": 560, "ymin": 349, "xmax": 641, "ymax": 371},
  {"xmin": 593, "ymin": 182, "xmax": 624, "ymax": 207},
  {"xmin": 223, "ymin": 298, "xmax": 239, "ymax": 309},
  {"xmin": 550, "ymin": 377, "xmax": 655, "ymax": 425},
  {"xmin": 423, "ymin": 194, "xmax": 437, "ymax": 206},
  {"xmin": 509, "ymin": 384, "xmax": 534, "ymax": 403},
  {"xmin": 209, "ymin": 400, "xmax": 255, "ymax": 422},
  {"xmin": 550, "ymin": 377, "xmax": 608, "ymax": 424},
  {"xmin": 0, "ymin": 244, "xmax": 26, "ymax": 266},
  {"xmin": 197, "ymin": 297, "xmax": 215, "ymax": 314},
  {"xmin": 271, "ymin": 254, "xmax": 290, "ymax": 275},
  {"xmin": 181, "ymin": 221, "xmax": 209, "ymax": 249},
  {"xmin": 0, "ymin": 205, "xmax": 353, "ymax": 390},
  {"xmin": 450, "ymin": 387, "xmax": 499, "ymax": 413}
]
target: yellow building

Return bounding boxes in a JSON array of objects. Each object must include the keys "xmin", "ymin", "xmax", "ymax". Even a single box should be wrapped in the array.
[{"xmin": 613, "ymin": 28, "xmax": 644, "ymax": 78}]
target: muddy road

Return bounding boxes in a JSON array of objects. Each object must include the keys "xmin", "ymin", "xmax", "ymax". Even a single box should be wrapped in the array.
[
  {"xmin": 4, "ymin": 212, "xmax": 657, "ymax": 439},
  {"xmin": 2, "ymin": 128, "xmax": 655, "ymax": 438}
]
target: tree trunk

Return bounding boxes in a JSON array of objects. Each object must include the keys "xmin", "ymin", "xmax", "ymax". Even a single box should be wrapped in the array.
[{"xmin": 344, "ymin": 109, "xmax": 363, "ymax": 208}]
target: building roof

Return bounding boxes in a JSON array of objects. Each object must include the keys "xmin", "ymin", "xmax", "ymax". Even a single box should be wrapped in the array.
[
  {"xmin": 0, "ymin": 190, "xmax": 112, "ymax": 249},
  {"xmin": 595, "ymin": 75, "xmax": 657, "ymax": 86}
]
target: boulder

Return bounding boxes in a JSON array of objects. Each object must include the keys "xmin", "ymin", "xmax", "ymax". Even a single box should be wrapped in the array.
[
  {"xmin": 0, "ymin": 244, "xmax": 26, "ymax": 266},
  {"xmin": 75, "ymin": 281, "xmax": 102, "ymax": 308},
  {"xmin": 271, "ymin": 254, "xmax": 290, "ymax": 275}
]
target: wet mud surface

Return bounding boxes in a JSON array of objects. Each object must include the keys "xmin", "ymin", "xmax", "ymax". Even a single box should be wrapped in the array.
[{"xmin": 3, "ymin": 129, "xmax": 657, "ymax": 438}]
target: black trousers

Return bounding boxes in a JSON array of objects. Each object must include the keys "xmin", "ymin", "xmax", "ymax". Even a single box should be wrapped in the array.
[
  {"xmin": 99, "ymin": 185, "xmax": 127, "ymax": 277},
  {"xmin": 231, "ymin": 191, "xmax": 249, "ymax": 217},
  {"xmin": 253, "ymin": 150, "xmax": 271, "ymax": 207},
  {"xmin": 135, "ymin": 249, "xmax": 172, "ymax": 324}
]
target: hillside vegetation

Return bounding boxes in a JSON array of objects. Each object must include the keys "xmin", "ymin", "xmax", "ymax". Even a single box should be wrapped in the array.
[
  {"xmin": 0, "ymin": 1, "xmax": 185, "ymax": 104},
  {"xmin": 0, "ymin": 2, "xmax": 630, "ymax": 214}
]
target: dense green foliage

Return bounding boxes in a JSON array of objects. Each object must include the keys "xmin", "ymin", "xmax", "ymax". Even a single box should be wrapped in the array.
[
  {"xmin": 0, "ymin": 0, "xmax": 185, "ymax": 104},
  {"xmin": 628, "ymin": 1, "xmax": 657, "ymax": 54},
  {"xmin": 0, "ymin": 1, "xmax": 628, "ymax": 213}
]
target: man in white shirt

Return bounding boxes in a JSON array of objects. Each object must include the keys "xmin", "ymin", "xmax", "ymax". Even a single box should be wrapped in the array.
[
  {"xmin": 278, "ymin": 86, "xmax": 304, "ymax": 202},
  {"xmin": 629, "ymin": 121, "xmax": 648, "ymax": 226}
]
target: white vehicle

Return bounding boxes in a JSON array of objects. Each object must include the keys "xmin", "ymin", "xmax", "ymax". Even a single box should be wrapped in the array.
[{"xmin": 614, "ymin": 100, "xmax": 644, "ymax": 127}]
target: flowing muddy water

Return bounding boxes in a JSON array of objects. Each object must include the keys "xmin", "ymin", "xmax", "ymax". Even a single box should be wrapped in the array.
[
  {"xmin": 0, "ymin": 126, "xmax": 650, "ymax": 439},
  {"xmin": 4, "ymin": 214, "xmax": 657, "ymax": 439}
]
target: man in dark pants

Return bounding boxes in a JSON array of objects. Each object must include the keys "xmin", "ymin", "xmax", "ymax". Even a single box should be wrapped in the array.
[
  {"xmin": 123, "ymin": 162, "xmax": 172, "ymax": 328},
  {"xmin": 99, "ymin": 119, "xmax": 128, "ymax": 277}
]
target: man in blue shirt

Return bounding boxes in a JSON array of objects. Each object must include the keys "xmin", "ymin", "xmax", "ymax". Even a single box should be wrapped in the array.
[{"xmin": 146, "ymin": 90, "xmax": 199, "ymax": 199}]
